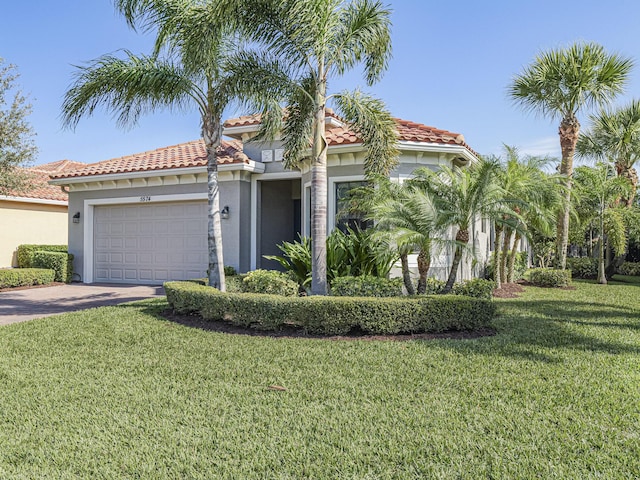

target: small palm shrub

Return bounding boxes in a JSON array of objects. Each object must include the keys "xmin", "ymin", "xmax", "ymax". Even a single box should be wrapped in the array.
[
  {"xmin": 566, "ymin": 257, "xmax": 598, "ymax": 279},
  {"xmin": 331, "ymin": 275, "xmax": 403, "ymax": 297},
  {"xmin": 265, "ymin": 227, "xmax": 398, "ymax": 288},
  {"xmin": 528, "ymin": 268, "xmax": 572, "ymax": 287},
  {"xmin": 242, "ymin": 269, "xmax": 299, "ymax": 296}
]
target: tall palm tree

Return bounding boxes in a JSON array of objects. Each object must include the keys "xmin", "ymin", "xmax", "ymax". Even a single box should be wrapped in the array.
[
  {"xmin": 577, "ymin": 100, "xmax": 640, "ymax": 207},
  {"xmin": 573, "ymin": 164, "xmax": 631, "ymax": 284},
  {"xmin": 509, "ymin": 42, "xmax": 632, "ymax": 269},
  {"xmin": 61, "ymin": 0, "xmax": 248, "ymax": 291},
  {"xmin": 410, "ymin": 159, "xmax": 509, "ymax": 293},
  {"xmin": 229, "ymin": 0, "xmax": 398, "ymax": 295}
]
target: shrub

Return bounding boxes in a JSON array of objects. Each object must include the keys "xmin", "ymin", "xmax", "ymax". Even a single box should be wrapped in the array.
[
  {"xmin": 424, "ymin": 278, "xmax": 446, "ymax": 295},
  {"xmin": 528, "ymin": 268, "xmax": 572, "ymax": 288},
  {"xmin": 452, "ymin": 278, "xmax": 496, "ymax": 299},
  {"xmin": 331, "ymin": 275, "xmax": 403, "ymax": 297},
  {"xmin": 242, "ymin": 269, "xmax": 299, "ymax": 296},
  {"xmin": 0, "ymin": 268, "xmax": 55, "ymax": 289},
  {"xmin": 31, "ymin": 251, "xmax": 74, "ymax": 283},
  {"xmin": 16, "ymin": 244, "xmax": 68, "ymax": 268},
  {"xmin": 566, "ymin": 257, "xmax": 598, "ymax": 279},
  {"xmin": 618, "ymin": 262, "xmax": 640, "ymax": 276},
  {"xmin": 224, "ymin": 266, "xmax": 237, "ymax": 276},
  {"xmin": 165, "ymin": 281, "xmax": 496, "ymax": 336}
]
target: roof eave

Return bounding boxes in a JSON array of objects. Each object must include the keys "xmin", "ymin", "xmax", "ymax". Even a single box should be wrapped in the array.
[{"xmin": 0, "ymin": 195, "xmax": 68, "ymax": 206}]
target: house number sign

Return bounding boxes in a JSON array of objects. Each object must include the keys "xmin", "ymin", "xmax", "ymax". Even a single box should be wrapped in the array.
[{"xmin": 140, "ymin": 196, "xmax": 151, "ymax": 202}]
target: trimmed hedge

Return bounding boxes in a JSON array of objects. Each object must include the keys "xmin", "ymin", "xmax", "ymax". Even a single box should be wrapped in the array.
[
  {"xmin": 566, "ymin": 257, "xmax": 597, "ymax": 279},
  {"xmin": 452, "ymin": 279, "xmax": 496, "ymax": 299},
  {"xmin": 31, "ymin": 251, "xmax": 74, "ymax": 283},
  {"xmin": 165, "ymin": 281, "xmax": 496, "ymax": 336},
  {"xmin": 331, "ymin": 275, "xmax": 403, "ymax": 297},
  {"xmin": 529, "ymin": 268, "xmax": 572, "ymax": 287},
  {"xmin": 16, "ymin": 244, "xmax": 68, "ymax": 268},
  {"xmin": 242, "ymin": 269, "xmax": 299, "ymax": 296},
  {"xmin": 618, "ymin": 262, "xmax": 640, "ymax": 276},
  {"xmin": 0, "ymin": 268, "xmax": 55, "ymax": 289}
]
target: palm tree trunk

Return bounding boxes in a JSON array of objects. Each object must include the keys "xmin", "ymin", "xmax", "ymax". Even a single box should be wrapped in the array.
[
  {"xmin": 493, "ymin": 224, "xmax": 503, "ymax": 290},
  {"xmin": 556, "ymin": 116, "xmax": 580, "ymax": 269},
  {"xmin": 416, "ymin": 248, "xmax": 431, "ymax": 294},
  {"xmin": 442, "ymin": 229, "xmax": 468, "ymax": 294},
  {"xmin": 500, "ymin": 228, "xmax": 512, "ymax": 284},
  {"xmin": 203, "ymin": 114, "xmax": 226, "ymax": 291},
  {"xmin": 310, "ymin": 71, "xmax": 328, "ymax": 295},
  {"xmin": 400, "ymin": 252, "xmax": 415, "ymax": 295},
  {"xmin": 598, "ymin": 210, "xmax": 607, "ymax": 284},
  {"xmin": 507, "ymin": 232, "xmax": 522, "ymax": 283}
]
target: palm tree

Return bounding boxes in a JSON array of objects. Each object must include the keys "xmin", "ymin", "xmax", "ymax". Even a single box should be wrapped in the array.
[
  {"xmin": 410, "ymin": 158, "xmax": 509, "ymax": 293},
  {"xmin": 494, "ymin": 146, "xmax": 563, "ymax": 285},
  {"xmin": 371, "ymin": 185, "xmax": 448, "ymax": 294},
  {"xmin": 61, "ymin": 0, "xmax": 249, "ymax": 291},
  {"xmin": 573, "ymin": 164, "xmax": 632, "ymax": 284},
  {"xmin": 229, "ymin": 0, "xmax": 398, "ymax": 295},
  {"xmin": 577, "ymin": 100, "xmax": 640, "ymax": 207},
  {"xmin": 509, "ymin": 42, "xmax": 633, "ymax": 269}
]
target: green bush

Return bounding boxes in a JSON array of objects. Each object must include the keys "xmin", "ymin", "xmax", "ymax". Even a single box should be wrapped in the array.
[
  {"xmin": 452, "ymin": 278, "xmax": 496, "ymax": 299},
  {"xmin": 0, "ymin": 268, "xmax": 55, "ymax": 289},
  {"xmin": 165, "ymin": 281, "xmax": 496, "ymax": 336},
  {"xmin": 242, "ymin": 269, "xmax": 299, "ymax": 296},
  {"xmin": 265, "ymin": 228, "xmax": 399, "ymax": 288},
  {"xmin": 618, "ymin": 262, "xmax": 640, "ymax": 276},
  {"xmin": 486, "ymin": 251, "xmax": 528, "ymax": 281},
  {"xmin": 566, "ymin": 257, "xmax": 598, "ymax": 279},
  {"xmin": 331, "ymin": 275, "xmax": 403, "ymax": 297},
  {"xmin": 224, "ymin": 266, "xmax": 237, "ymax": 276},
  {"xmin": 16, "ymin": 244, "xmax": 68, "ymax": 268},
  {"xmin": 31, "ymin": 251, "xmax": 74, "ymax": 283},
  {"xmin": 424, "ymin": 278, "xmax": 446, "ymax": 295},
  {"xmin": 528, "ymin": 268, "xmax": 572, "ymax": 288}
]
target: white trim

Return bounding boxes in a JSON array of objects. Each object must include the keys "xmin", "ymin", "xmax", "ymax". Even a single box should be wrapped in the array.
[
  {"xmin": 249, "ymin": 171, "xmax": 302, "ymax": 270},
  {"xmin": 50, "ymin": 161, "xmax": 264, "ymax": 186},
  {"xmin": 328, "ymin": 175, "xmax": 366, "ymax": 233},
  {"xmin": 0, "ymin": 195, "xmax": 67, "ymax": 206},
  {"xmin": 223, "ymin": 125, "xmax": 260, "ymax": 136},
  {"xmin": 83, "ymin": 192, "xmax": 208, "ymax": 283},
  {"xmin": 398, "ymin": 141, "xmax": 478, "ymax": 163},
  {"xmin": 302, "ymin": 181, "xmax": 311, "ymax": 237}
]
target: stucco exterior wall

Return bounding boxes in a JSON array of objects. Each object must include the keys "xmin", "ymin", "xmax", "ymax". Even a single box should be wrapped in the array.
[{"xmin": 0, "ymin": 200, "xmax": 68, "ymax": 267}]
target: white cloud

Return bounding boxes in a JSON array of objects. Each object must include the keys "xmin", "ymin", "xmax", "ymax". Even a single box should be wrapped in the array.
[{"xmin": 519, "ymin": 136, "xmax": 561, "ymax": 159}]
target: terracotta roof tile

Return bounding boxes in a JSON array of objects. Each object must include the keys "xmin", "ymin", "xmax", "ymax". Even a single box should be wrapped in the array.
[
  {"xmin": 51, "ymin": 139, "xmax": 250, "ymax": 180},
  {"xmin": 4, "ymin": 160, "xmax": 86, "ymax": 203},
  {"xmin": 224, "ymin": 108, "xmax": 344, "ymax": 129}
]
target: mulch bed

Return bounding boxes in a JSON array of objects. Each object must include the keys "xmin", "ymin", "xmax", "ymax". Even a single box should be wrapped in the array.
[
  {"xmin": 160, "ymin": 309, "xmax": 496, "ymax": 341},
  {"xmin": 493, "ymin": 282, "xmax": 525, "ymax": 299},
  {"xmin": 0, "ymin": 282, "xmax": 64, "ymax": 293}
]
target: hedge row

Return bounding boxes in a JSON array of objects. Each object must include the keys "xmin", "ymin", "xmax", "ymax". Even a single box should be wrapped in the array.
[
  {"xmin": 618, "ymin": 262, "xmax": 640, "ymax": 276},
  {"xmin": 31, "ymin": 251, "xmax": 74, "ymax": 283},
  {"xmin": 0, "ymin": 268, "xmax": 56, "ymax": 289},
  {"xmin": 566, "ymin": 257, "xmax": 597, "ymax": 279},
  {"xmin": 528, "ymin": 268, "xmax": 572, "ymax": 287},
  {"xmin": 16, "ymin": 244, "xmax": 68, "ymax": 268},
  {"xmin": 165, "ymin": 281, "xmax": 496, "ymax": 335}
]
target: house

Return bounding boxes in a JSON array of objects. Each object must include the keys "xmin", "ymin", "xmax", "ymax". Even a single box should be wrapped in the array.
[
  {"xmin": 50, "ymin": 113, "xmax": 491, "ymax": 285},
  {"xmin": 0, "ymin": 160, "xmax": 84, "ymax": 267}
]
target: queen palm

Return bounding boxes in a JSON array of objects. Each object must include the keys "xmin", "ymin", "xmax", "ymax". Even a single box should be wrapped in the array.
[
  {"xmin": 509, "ymin": 42, "xmax": 632, "ymax": 269},
  {"xmin": 229, "ymin": 0, "xmax": 398, "ymax": 295},
  {"xmin": 61, "ymin": 0, "xmax": 249, "ymax": 291},
  {"xmin": 410, "ymin": 159, "xmax": 509, "ymax": 294}
]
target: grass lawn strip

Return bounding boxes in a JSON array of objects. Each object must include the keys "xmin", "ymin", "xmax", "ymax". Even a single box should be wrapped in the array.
[{"xmin": 0, "ymin": 279, "xmax": 638, "ymax": 478}]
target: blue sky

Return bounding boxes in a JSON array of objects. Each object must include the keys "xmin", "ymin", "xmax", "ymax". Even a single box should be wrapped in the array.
[{"xmin": 2, "ymin": 0, "xmax": 640, "ymax": 166}]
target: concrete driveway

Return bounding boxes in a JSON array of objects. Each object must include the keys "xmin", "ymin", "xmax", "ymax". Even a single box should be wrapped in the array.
[{"xmin": 0, "ymin": 283, "xmax": 165, "ymax": 326}]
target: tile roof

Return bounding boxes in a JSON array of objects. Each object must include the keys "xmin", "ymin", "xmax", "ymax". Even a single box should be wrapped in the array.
[
  {"xmin": 4, "ymin": 160, "xmax": 86, "ymax": 203},
  {"xmin": 224, "ymin": 108, "xmax": 344, "ymax": 129},
  {"xmin": 51, "ymin": 139, "xmax": 250, "ymax": 180}
]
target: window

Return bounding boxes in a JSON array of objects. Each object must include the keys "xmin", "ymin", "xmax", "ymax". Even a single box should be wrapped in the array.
[{"xmin": 335, "ymin": 181, "xmax": 372, "ymax": 232}]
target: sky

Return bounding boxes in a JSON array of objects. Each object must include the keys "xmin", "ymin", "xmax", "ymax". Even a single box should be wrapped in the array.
[{"xmin": 2, "ymin": 0, "xmax": 640, "ymax": 166}]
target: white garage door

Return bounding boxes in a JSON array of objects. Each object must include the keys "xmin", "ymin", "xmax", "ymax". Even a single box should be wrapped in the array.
[{"xmin": 94, "ymin": 201, "xmax": 208, "ymax": 284}]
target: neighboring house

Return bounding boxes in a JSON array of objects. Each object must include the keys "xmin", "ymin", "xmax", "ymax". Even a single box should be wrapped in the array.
[
  {"xmin": 50, "ymin": 113, "xmax": 491, "ymax": 285},
  {"xmin": 0, "ymin": 160, "xmax": 85, "ymax": 267}
]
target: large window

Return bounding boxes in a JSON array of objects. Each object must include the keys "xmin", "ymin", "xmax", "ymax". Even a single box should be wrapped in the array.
[{"xmin": 335, "ymin": 181, "xmax": 371, "ymax": 232}]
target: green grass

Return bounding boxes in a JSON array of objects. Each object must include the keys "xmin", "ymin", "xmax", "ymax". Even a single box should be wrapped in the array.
[{"xmin": 1, "ymin": 279, "xmax": 639, "ymax": 479}]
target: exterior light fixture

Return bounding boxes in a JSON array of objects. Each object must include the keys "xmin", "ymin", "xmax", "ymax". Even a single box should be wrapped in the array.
[
  {"xmin": 221, "ymin": 205, "xmax": 230, "ymax": 219},
  {"xmin": 72, "ymin": 212, "xmax": 81, "ymax": 224}
]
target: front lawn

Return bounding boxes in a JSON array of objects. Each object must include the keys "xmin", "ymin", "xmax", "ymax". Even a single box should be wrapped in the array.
[{"xmin": 0, "ymin": 280, "xmax": 638, "ymax": 478}]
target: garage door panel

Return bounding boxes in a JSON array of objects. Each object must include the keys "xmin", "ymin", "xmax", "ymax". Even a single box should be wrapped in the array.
[{"xmin": 94, "ymin": 201, "xmax": 208, "ymax": 284}]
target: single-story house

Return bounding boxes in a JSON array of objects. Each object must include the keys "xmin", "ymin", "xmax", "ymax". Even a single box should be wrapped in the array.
[
  {"xmin": 0, "ymin": 160, "xmax": 84, "ymax": 267},
  {"xmin": 50, "ymin": 113, "xmax": 492, "ymax": 285}
]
